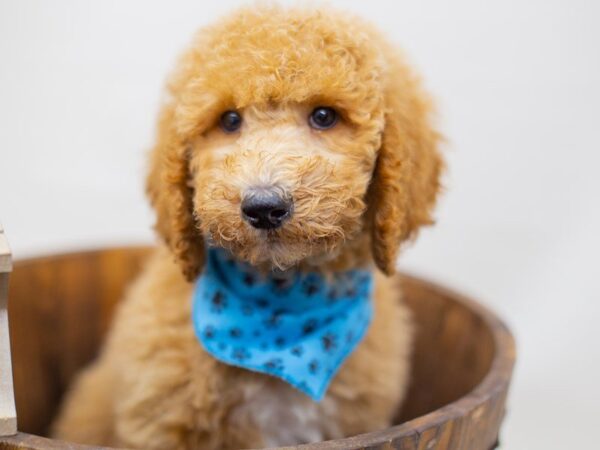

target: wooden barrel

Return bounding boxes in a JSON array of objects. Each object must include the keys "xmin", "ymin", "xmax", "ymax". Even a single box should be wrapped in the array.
[{"xmin": 0, "ymin": 246, "xmax": 515, "ymax": 450}]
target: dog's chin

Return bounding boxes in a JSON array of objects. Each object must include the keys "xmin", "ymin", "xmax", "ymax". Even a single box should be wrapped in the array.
[{"xmin": 207, "ymin": 228, "xmax": 344, "ymax": 272}]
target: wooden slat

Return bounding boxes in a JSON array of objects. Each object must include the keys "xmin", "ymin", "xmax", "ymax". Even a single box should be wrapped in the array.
[{"xmin": 0, "ymin": 225, "xmax": 17, "ymax": 436}]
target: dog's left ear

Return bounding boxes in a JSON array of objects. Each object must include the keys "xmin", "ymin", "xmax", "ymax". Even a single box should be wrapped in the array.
[{"xmin": 368, "ymin": 55, "xmax": 444, "ymax": 275}]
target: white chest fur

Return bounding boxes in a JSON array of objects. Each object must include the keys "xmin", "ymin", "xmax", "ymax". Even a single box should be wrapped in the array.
[{"xmin": 230, "ymin": 380, "xmax": 342, "ymax": 447}]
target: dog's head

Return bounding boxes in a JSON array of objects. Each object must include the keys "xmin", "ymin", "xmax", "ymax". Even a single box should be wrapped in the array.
[{"xmin": 147, "ymin": 6, "xmax": 443, "ymax": 281}]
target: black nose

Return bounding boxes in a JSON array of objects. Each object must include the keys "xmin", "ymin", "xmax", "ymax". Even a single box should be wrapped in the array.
[{"xmin": 241, "ymin": 190, "xmax": 292, "ymax": 230}]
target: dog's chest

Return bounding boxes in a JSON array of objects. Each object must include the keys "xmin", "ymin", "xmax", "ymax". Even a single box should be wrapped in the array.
[{"xmin": 230, "ymin": 380, "xmax": 342, "ymax": 447}]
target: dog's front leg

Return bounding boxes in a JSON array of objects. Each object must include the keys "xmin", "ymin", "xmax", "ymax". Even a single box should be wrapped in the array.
[
  {"xmin": 52, "ymin": 359, "xmax": 118, "ymax": 446},
  {"xmin": 112, "ymin": 341, "xmax": 269, "ymax": 450}
]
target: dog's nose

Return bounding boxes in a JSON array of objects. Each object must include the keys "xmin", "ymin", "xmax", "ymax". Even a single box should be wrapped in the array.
[{"xmin": 241, "ymin": 189, "xmax": 292, "ymax": 230}]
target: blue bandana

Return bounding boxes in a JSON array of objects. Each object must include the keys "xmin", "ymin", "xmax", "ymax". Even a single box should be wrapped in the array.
[{"xmin": 192, "ymin": 248, "xmax": 373, "ymax": 401}]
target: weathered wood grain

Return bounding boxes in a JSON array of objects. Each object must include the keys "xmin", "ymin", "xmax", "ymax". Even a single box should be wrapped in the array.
[
  {"xmin": 0, "ymin": 247, "xmax": 515, "ymax": 449},
  {"xmin": 0, "ymin": 225, "xmax": 17, "ymax": 437}
]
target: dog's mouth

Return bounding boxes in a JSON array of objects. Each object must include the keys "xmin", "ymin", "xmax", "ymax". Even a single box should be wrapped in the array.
[
  {"xmin": 264, "ymin": 229, "xmax": 282, "ymax": 241},
  {"xmin": 254, "ymin": 226, "xmax": 292, "ymax": 250}
]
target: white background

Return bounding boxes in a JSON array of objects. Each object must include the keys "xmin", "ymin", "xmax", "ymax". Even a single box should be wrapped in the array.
[{"xmin": 1, "ymin": 1, "xmax": 599, "ymax": 448}]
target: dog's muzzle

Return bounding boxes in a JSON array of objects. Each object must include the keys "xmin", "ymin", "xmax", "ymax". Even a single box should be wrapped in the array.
[{"xmin": 241, "ymin": 186, "xmax": 293, "ymax": 230}]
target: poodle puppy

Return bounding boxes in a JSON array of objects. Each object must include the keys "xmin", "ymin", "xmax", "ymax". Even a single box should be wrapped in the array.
[{"xmin": 53, "ymin": 5, "xmax": 442, "ymax": 449}]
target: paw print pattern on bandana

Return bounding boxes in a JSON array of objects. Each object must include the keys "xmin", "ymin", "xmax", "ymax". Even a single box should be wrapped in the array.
[
  {"xmin": 263, "ymin": 308, "xmax": 287, "ymax": 329},
  {"xmin": 263, "ymin": 358, "xmax": 285, "ymax": 372},
  {"xmin": 192, "ymin": 248, "xmax": 373, "ymax": 401},
  {"xmin": 302, "ymin": 318, "xmax": 318, "ymax": 335},
  {"xmin": 203, "ymin": 325, "xmax": 216, "ymax": 340},
  {"xmin": 210, "ymin": 292, "xmax": 227, "ymax": 313},
  {"xmin": 232, "ymin": 347, "xmax": 251, "ymax": 362},
  {"xmin": 321, "ymin": 333, "xmax": 338, "ymax": 353},
  {"xmin": 229, "ymin": 327, "xmax": 243, "ymax": 338}
]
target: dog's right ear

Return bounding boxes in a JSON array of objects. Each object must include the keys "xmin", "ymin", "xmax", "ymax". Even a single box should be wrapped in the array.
[{"xmin": 146, "ymin": 103, "xmax": 205, "ymax": 282}]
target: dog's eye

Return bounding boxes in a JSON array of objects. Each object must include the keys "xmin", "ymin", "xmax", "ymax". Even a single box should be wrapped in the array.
[
  {"xmin": 309, "ymin": 107, "xmax": 338, "ymax": 130},
  {"xmin": 219, "ymin": 110, "xmax": 242, "ymax": 133}
]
